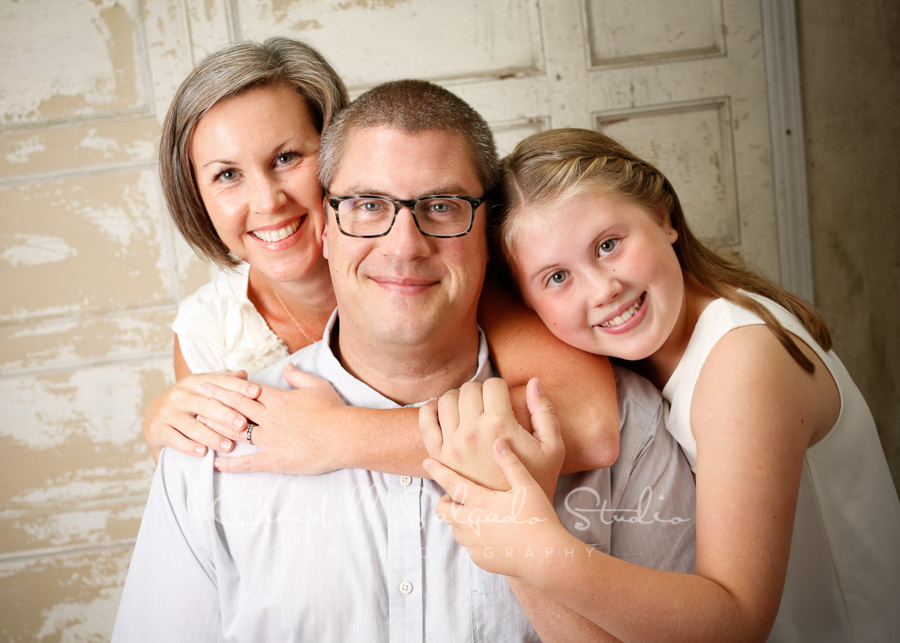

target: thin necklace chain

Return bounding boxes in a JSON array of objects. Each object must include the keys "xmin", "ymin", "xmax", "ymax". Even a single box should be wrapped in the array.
[{"xmin": 271, "ymin": 287, "xmax": 317, "ymax": 346}]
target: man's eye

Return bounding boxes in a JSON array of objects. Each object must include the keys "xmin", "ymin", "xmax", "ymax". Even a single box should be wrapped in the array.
[
  {"xmin": 428, "ymin": 201, "xmax": 455, "ymax": 214},
  {"xmin": 598, "ymin": 239, "xmax": 618, "ymax": 256},
  {"xmin": 359, "ymin": 200, "xmax": 385, "ymax": 213}
]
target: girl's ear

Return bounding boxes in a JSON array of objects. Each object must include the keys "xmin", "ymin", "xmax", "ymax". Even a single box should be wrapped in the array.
[{"xmin": 659, "ymin": 211, "xmax": 678, "ymax": 244}]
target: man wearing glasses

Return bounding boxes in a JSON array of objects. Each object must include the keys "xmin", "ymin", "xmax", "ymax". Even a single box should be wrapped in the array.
[{"xmin": 114, "ymin": 80, "xmax": 695, "ymax": 641}]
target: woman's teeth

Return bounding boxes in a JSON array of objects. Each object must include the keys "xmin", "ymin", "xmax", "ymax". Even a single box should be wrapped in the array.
[
  {"xmin": 252, "ymin": 220, "xmax": 300, "ymax": 242},
  {"xmin": 601, "ymin": 296, "xmax": 643, "ymax": 328}
]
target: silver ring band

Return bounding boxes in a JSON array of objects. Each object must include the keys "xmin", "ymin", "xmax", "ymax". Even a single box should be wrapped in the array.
[{"xmin": 245, "ymin": 422, "xmax": 257, "ymax": 444}]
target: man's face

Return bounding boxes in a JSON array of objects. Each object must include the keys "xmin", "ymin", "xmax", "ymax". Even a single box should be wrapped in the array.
[{"xmin": 323, "ymin": 126, "xmax": 489, "ymax": 351}]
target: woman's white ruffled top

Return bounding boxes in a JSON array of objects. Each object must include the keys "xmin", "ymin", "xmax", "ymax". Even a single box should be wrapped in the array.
[{"xmin": 172, "ymin": 263, "xmax": 289, "ymax": 375}]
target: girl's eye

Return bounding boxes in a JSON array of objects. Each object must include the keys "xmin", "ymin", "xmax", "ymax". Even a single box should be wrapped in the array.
[
  {"xmin": 598, "ymin": 238, "xmax": 618, "ymax": 256},
  {"xmin": 548, "ymin": 271, "xmax": 568, "ymax": 286}
]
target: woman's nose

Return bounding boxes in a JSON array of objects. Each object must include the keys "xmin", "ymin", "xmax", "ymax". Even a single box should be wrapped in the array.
[{"xmin": 249, "ymin": 175, "xmax": 287, "ymax": 214}]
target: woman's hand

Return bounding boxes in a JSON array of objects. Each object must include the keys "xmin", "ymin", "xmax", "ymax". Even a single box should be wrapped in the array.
[
  {"xmin": 422, "ymin": 379, "xmax": 569, "ymax": 578},
  {"xmin": 212, "ymin": 363, "xmax": 352, "ymax": 475},
  {"xmin": 143, "ymin": 370, "xmax": 260, "ymax": 461},
  {"xmin": 419, "ymin": 377, "xmax": 565, "ymax": 494}
]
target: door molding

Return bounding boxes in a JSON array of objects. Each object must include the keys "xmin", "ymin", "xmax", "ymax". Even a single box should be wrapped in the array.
[{"xmin": 761, "ymin": 0, "xmax": 815, "ymax": 302}]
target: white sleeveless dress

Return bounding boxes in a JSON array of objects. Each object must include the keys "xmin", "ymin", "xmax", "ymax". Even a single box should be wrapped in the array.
[{"xmin": 662, "ymin": 294, "xmax": 900, "ymax": 641}]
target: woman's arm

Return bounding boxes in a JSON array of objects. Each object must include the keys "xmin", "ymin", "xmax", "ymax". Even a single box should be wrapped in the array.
[
  {"xmin": 212, "ymin": 280, "xmax": 619, "ymax": 478},
  {"xmin": 427, "ymin": 326, "xmax": 834, "ymax": 641},
  {"xmin": 143, "ymin": 336, "xmax": 259, "ymax": 462}
]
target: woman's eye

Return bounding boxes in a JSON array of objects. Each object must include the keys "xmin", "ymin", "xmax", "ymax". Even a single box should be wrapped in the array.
[
  {"xmin": 598, "ymin": 238, "xmax": 618, "ymax": 256},
  {"xmin": 214, "ymin": 169, "xmax": 237, "ymax": 182},
  {"xmin": 549, "ymin": 271, "xmax": 568, "ymax": 285},
  {"xmin": 276, "ymin": 151, "xmax": 298, "ymax": 165}
]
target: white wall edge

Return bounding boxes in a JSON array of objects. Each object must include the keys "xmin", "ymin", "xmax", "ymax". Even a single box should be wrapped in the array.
[{"xmin": 761, "ymin": 0, "xmax": 815, "ymax": 302}]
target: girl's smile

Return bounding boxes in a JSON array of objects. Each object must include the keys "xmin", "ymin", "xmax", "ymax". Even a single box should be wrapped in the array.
[{"xmin": 512, "ymin": 190, "xmax": 687, "ymax": 370}]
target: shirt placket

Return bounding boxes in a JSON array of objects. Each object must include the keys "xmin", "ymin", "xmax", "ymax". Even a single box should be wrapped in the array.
[{"xmin": 388, "ymin": 473, "xmax": 424, "ymax": 642}]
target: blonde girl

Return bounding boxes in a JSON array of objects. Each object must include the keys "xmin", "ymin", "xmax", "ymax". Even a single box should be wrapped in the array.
[{"xmin": 423, "ymin": 128, "xmax": 900, "ymax": 641}]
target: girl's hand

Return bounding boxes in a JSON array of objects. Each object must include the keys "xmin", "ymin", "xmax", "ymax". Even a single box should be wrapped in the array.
[
  {"xmin": 424, "ymin": 435, "xmax": 571, "ymax": 579},
  {"xmin": 419, "ymin": 377, "xmax": 565, "ymax": 494},
  {"xmin": 143, "ymin": 371, "xmax": 260, "ymax": 460},
  {"xmin": 213, "ymin": 363, "xmax": 350, "ymax": 475}
]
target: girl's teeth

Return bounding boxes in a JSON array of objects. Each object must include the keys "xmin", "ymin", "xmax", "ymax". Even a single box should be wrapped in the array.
[
  {"xmin": 601, "ymin": 297, "xmax": 642, "ymax": 328},
  {"xmin": 252, "ymin": 220, "xmax": 299, "ymax": 242}
]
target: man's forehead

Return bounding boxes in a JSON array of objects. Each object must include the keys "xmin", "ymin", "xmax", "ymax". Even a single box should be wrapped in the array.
[{"xmin": 331, "ymin": 126, "xmax": 482, "ymax": 197}]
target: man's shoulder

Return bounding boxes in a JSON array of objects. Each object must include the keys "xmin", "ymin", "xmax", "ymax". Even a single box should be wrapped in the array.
[
  {"xmin": 611, "ymin": 364, "xmax": 664, "ymax": 428},
  {"xmin": 253, "ymin": 340, "xmax": 326, "ymax": 388}
]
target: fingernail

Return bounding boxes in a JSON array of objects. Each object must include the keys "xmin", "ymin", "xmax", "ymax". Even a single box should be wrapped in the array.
[
  {"xmin": 284, "ymin": 362, "xmax": 297, "ymax": 371},
  {"xmin": 232, "ymin": 417, "xmax": 244, "ymax": 429},
  {"xmin": 534, "ymin": 378, "xmax": 544, "ymax": 394},
  {"xmin": 220, "ymin": 439, "xmax": 232, "ymax": 450},
  {"xmin": 248, "ymin": 384, "xmax": 260, "ymax": 395},
  {"xmin": 422, "ymin": 459, "xmax": 432, "ymax": 470},
  {"xmin": 213, "ymin": 458, "xmax": 221, "ymax": 470},
  {"xmin": 194, "ymin": 446, "xmax": 207, "ymax": 455},
  {"xmin": 496, "ymin": 439, "xmax": 509, "ymax": 453},
  {"xmin": 197, "ymin": 384, "xmax": 210, "ymax": 395}
]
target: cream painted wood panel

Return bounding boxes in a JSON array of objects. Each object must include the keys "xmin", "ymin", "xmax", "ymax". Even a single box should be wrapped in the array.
[
  {"xmin": 206, "ymin": 0, "xmax": 778, "ymax": 274},
  {"xmin": 0, "ymin": 0, "xmax": 787, "ymax": 639}
]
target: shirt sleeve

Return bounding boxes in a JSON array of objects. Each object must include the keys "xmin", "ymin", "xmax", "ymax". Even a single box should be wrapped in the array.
[
  {"xmin": 608, "ymin": 367, "xmax": 697, "ymax": 574},
  {"xmin": 111, "ymin": 450, "xmax": 222, "ymax": 642}
]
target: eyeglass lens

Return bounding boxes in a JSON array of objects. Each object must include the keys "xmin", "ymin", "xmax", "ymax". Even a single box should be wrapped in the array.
[{"xmin": 337, "ymin": 197, "xmax": 473, "ymax": 236}]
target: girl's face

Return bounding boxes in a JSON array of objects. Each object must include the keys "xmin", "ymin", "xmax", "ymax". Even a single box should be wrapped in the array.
[
  {"xmin": 512, "ymin": 190, "xmax": 685, "ymax": 363},
  {"xmin": 190, "ymin": 83, "xmax": 326, "ymax": 283}
]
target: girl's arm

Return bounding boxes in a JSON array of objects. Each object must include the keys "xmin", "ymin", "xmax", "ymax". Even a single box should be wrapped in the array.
[
  {"xmin": 211, "ymin": 280, "xmax": 620, "ymax": 478},
  {"xmin": 478, "ymin": 276, "xmax": 619, "ymax": 471},
  {"xmin": 428, "ymin": 325, "xmax": 834, "ymax": 641}
]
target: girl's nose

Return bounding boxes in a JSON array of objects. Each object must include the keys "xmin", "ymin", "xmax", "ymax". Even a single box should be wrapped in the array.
[{"xmin": 585, "ymin": 268, "xmax": 622, "ymax": 307}]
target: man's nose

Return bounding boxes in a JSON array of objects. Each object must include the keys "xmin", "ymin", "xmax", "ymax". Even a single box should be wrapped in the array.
[
  {"xmin": 249, "ymin": 175, "xmax": 287, "ymax": 214},
  {"xmin": 381, "ymin": 207, "xmax": 431, "ymax": 259}
]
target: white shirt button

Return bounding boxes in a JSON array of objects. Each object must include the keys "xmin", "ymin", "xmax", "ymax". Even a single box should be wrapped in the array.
[
  {"xmin": 398, "ymin": 475, "xmax": 413, "ymax": 486},
  {"xmin": 398, "ymin": 580, "xmax": 413, "ymax": 595}
]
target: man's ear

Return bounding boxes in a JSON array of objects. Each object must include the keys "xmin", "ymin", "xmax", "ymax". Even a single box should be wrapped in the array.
[{"xmin": 322, "ymin": 197, "xmax": 331, "ymax": 260}]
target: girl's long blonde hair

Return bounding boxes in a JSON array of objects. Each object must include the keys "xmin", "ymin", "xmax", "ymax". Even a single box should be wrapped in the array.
[{"xmin": 497, "ymin": 128, "xmax": 830, "ymax": 372}]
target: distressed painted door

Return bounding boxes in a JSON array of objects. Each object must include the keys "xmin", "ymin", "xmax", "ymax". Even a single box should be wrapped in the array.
[{"xmin": 0, "ymin": 0, "xmax": 781, "ymax": 639}]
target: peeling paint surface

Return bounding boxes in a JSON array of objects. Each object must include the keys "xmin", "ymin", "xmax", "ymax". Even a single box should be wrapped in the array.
[
  {"xmin": 2, "ymin": 233, "xmax": 77, "ymax": 267},
  {"xmin": 0, "ymin": 0, "xmax": 145, "ymax": 125}
]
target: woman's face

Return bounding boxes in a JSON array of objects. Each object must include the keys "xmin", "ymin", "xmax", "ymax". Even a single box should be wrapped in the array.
[
  {"xmin": 190, "ymin": 83, "xmax": 326, "ymax": 283},
  {"xmin": 512, "ymin": 190, "xmax": 685, "ymax": 363}
]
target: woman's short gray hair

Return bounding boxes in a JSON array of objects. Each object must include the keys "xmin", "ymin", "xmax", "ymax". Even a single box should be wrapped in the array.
[{"xmin": 160, "ymin": 37, "xmax": 349, "ymax": 268}]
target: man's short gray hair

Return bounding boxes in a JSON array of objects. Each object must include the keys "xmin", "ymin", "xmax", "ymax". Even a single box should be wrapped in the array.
[{"xmin": 318, "ymin": 80, "xmax": 500, "ymax": 197}]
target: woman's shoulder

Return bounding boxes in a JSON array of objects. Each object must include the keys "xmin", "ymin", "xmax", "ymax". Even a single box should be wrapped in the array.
[
  {"xmin": 180, "ymin": 263, "xmax": 251, "ymax": 308},
  {"xmin": 171, "ymin": 263, "xmax": 288, "ymax": 374}
]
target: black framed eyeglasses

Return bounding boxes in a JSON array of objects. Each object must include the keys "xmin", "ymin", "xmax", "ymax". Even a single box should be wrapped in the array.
[{"xmin": 327, "ymin": 194, "xmax": 485, "ymax": 238}]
